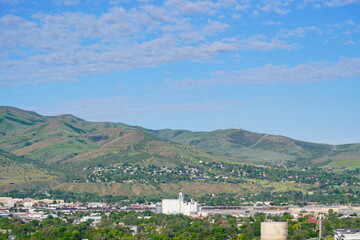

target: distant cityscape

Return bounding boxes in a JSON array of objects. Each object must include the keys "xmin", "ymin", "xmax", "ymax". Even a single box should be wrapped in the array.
[
  {"xmin": 1, "ymin": 0, "xmax": 360, "ymax": 238},
  {"xmin": 1, "ymin": 193, "xmax": 360, "ymax": 239}
]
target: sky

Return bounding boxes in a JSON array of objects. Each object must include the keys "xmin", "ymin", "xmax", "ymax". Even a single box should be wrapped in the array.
[{"xmin": 0, "ymin": 0, "xmax": 360, "ymax": 144}]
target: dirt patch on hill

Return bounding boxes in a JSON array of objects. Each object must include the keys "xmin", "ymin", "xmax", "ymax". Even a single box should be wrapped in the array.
[
  {"xmin": 45, "ymin": 119, "xmax": 63, "ymax": 131},
  {"xmin": 64, "ymin": 148, "xmax": 108, "ymax": 162},
  {"xmin": 144, "ymin": 141, "xmax": 177, "ymax": 157},
  {"xmin": 13, "ymin": 138, "xmax": 60, "ymax": 155}
]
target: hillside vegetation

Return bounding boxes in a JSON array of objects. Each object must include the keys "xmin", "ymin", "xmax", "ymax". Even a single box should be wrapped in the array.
[
  {"xmin": 2, "ymin": 106, "xmax": 360, "ymax": 168},
  {"xmin": 0, "ymin": 150, "xmax": 60, "ymax": 192},
  {"xmin": 0, "ymin": 106, "xmax": 359, "ymax": 200},
  {"xmin": 151, "ymin": 128, "xmax": 360, "ymax": 167},
  {"xmin": 0, "ymin": 107, "xmax": 224, "ymax": 167}
]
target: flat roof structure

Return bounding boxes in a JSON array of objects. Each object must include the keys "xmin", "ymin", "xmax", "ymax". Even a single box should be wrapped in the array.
[{"xmin": 334, "ymin": 229, "xmax": 360, "ymax": 240}]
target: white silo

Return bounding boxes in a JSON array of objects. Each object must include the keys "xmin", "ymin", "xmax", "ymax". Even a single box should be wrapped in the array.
[{"xmin": 261, "ymin": 222, "xmax": 288, "ymax": 240}]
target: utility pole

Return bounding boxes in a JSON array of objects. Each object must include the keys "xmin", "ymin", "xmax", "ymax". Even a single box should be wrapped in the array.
[{"xmin": 318, "ymin": 213, "xmax": 325, "ymax": 240}]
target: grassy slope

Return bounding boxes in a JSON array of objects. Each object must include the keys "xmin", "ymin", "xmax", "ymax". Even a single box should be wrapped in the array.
[
  {"xmin": 0, "ymin": 106, "xmax": 47, "ymax": 137},
  {"xmin": 152, "ymin": 128, "xmax": 360, "ymax": 167},
  {"xmin": 1, "ymin": 106, "xmax": 360, "ymax": 197},
  {"xmin": 1, "ymin": 105, "xmax": 360, "ymax": 174},
  {"xmin": 0, "ymin": 107, "xmax": 234, "ymax": 184},
  {"xmin": 0, "ymin": 150, "xmax": 60, "ymax": 192}
]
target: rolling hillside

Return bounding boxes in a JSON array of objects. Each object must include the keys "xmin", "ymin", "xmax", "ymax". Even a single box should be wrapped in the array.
[
  {"xmin": 0, "ymin": 149, "xmax": 60, "ymax": 192},
  {"xmin": 0, "ymin": 106, "xmax": 231, "ymax": 174},
  {"xmin": 1, "ymin": 106, "xmax": 360, "ymax": 169},
  {"xmin": 1, "ymin": 106, "xmax": 360, "ymax": 198},
  {"xmin": 151, "ymin": 128, "xmax": 360, "ymax": 167}
]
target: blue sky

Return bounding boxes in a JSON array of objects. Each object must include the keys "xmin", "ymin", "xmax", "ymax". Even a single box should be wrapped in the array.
[{"xmin": 1, "ymin": 0, "xmax": 360, "ymax": 144}]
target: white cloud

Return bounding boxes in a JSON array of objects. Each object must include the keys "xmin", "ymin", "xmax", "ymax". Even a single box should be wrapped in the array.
[
  {"xmin": 163, "ymin": 77, "xmax": 200, "ymax": 89},
  {"xmin": 344, "ymin": 40, "xmax": 357, "ymax": 45},
  {"xmin": 54, "ymin": 0, "xmax": 81, "ymax": 6},
  {"xmin": 257, "ymin": 0, "xmax": 294, "ymax": 14},
  {"xmin": 238, "ymin": 35, "xmax": 297, "ymax": 50},
  {"xmin": 0, "ymin": 2, "xmax": 299, "ymax": 87},
  {"xmin": 217, "ymin": 57, "xmax": 360, "ymax": 84},
  {"xmin": 233, "ymin": 0, "xmax": 360, "ymax": 14},
  {"xmin": 203, "ymin": 20, "xmax": 230, "ymax": 34},
  {"xmin": 233, "ymin": 0, "xmax": 295, "ymax": 15},
  {"xmin": 164, "ymin": 58, "xmax": 360, "ymax": 87},
  {"xmin": 280, "ymin": 26, "xmax": 322, "ymax": 38},
  {"xmin": 303, "ymin": 0, "xmax": 360, "ymax": 7},
  {"xmin": 0, "ymin": 35, "xmax": 241, "ymax": 86},
  {"xmin": 1, "ymin": 1, "xmax": 357, "ymax": 87},
  {"xmin": 261, "ymin": 21, "xmax": 282, "ymax": 25},
  {"xmin": 324, "ymin": 20, "xmax": 360, "ymax": 44},
  {"xmin": 179, "ymin": 20, "xmax": 229, "ymax": 43},
  {"xmin": 164, "ymin": 0, "xmax": 234, "ymax": 15}
]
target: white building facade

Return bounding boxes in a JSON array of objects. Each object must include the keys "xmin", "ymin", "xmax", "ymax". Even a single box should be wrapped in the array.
[
  {"xmin": 334, "ymin": 229, "xmax": 360, "ymax": 240},
  {"xmin": 161, "ymin": 192, "xmax": 199, "ymax": 216},
  {"xmin": 261, "ymin": 222, "xmax": 288, "ymax": 240}
]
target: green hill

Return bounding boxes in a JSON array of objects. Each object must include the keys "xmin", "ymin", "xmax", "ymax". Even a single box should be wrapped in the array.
[
  {"xmin": 0, "ymin": 106, "xmax": 47, "ymax": 136},
  {"xmin": 1, "ymin": 106, "xmax": 360, "ymax": 200},
  {"xmin": 0, "ymin": 149, "xmax": 60, "ymax": 192},
  {"xmin": 151, "ymin": 128, "xmax": 360, "ymax": 167},
  {"xmin": 0, "ymin": 106, "xmax": 229, "ymax": 174},
  {"xmin": 1, "ymin": 106, "xmax": 360, "ymax": 169}
]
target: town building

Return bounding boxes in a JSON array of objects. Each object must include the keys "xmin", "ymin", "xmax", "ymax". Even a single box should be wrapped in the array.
[
  {"xmin": 261, "ymin": 222, "xmax": 288, "ymax": 240},
  {"xmin": 334, "ymin": 229, "xmax": 360, "ymax": 240},
  {"xmin": 75, "ymin": 213, "xmax": 102, "ymax": 226},
  {"xmin": 289, "ymin": 206, "xmax": 339, "ymax": 215},
  {"xmin": 161, "ymin": 192, "xmax": 200, "ymax": 216}
]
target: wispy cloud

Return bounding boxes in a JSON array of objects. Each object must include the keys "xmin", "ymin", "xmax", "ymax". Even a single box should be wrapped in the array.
[
  {"xmin": 280, "ymin": 26, "xmax": 322, "ymax": 38},
  {"xmin": 0, "ymin": 1, "xmax": 359, "ymax": 87},
  {"xmin": 324, "ymin": 20, "xmax": 360, "ymax": 45},
  {"xmin": 164, "ymin": 58, "xmax": 360, "ymax": 87},
  {"xmin": 238, "ymin": 35, "xmax": 297, "ymax": 50},
  {"xmin": 0, "ymin": 3, "xmax": 298, "ymax": 87},
  {"xmin": 54, "ymin": 0, "xmax": 81, "ymax": 6},
  {"xmin": 257, "ymin": 0, "xmax": 294, "ymax": 15},
  {"xmin": 261, "ymin": 21, "xmax": 283, "ymax": 25},
  {"xmin": 164, "ymin": 0, "xmax": 236, "ymax": 15},
  {"xmin": 216, "ymin": 58, "xmax": 360, "ymax": 84},
  {"xmin": 0, "ymin": 4, "xmax": 238, "ymax": 86},
  {"xmin": 303, "ymin": 0, "xmax": 360, "ymax": 8}
]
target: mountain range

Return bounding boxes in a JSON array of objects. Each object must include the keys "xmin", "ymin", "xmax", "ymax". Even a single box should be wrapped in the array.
[{"xmin": 1, "ymin": 106, "xmax": 359, "ymax": 197}]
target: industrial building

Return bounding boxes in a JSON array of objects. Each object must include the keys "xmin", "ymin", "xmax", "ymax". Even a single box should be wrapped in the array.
[
  {"xmin": 261, "ymin": 222, "xmax": 288, "ymax": 240},
  {"xmin": 161, "ymin": 192, "xmax": 200, "ymax": 216}
]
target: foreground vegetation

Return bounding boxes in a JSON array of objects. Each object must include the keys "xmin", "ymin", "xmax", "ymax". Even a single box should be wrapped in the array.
[{"xmin": 0, "ymin": 211, "xmax": 359, "ymax": 240}]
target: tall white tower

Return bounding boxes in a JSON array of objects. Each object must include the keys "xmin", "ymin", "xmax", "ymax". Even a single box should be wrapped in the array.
[
  {"xmin": 179, "ymin": 192, "xmax": 184, "ymax": 202},
  {"xmin": 179, "ymin": 192, "xmax": 183, "ymax": 213}
]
